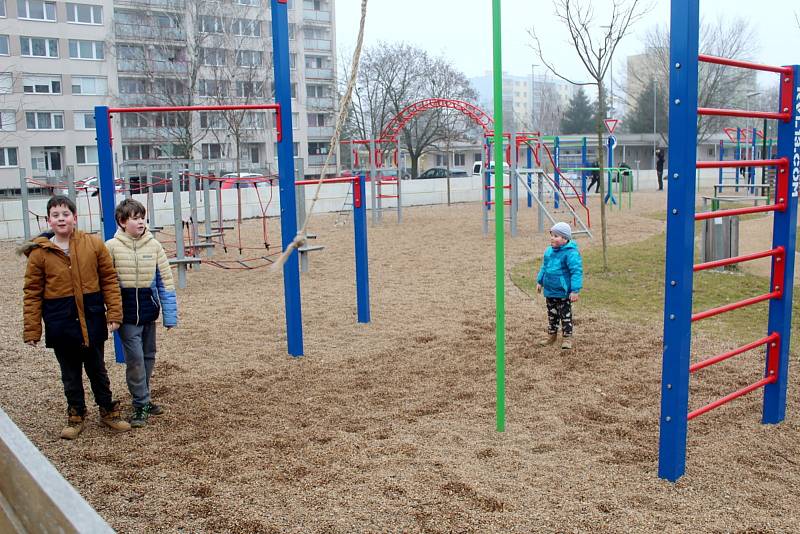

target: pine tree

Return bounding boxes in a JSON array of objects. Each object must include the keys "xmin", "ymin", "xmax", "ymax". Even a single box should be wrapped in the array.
[
  {"xmin": 560, "ymin": 87, "xmax": 595, "ymax": 134},
  {"xmin": 625, "ymin": 79, "xmax": 668, "ymax": 135}
]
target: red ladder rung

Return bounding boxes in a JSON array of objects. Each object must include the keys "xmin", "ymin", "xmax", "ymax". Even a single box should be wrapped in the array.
[
  {"xmin": 687, "ymin": 375, "xmax": 777, "ymax": 420},
  {"xmin": 693, "ymin": 247, "xmax": 784, "ymax": 272},
  {"xmin": 690, "ymin": 333, "xmax": 779, "ymax": 373},
  {"xmin": 697, "ymin": 158, "xmax": 786, "ymax": 170},
  {"xmin": 691, "ymin": 290, "xmax": 781, "ymax": 322},
  {"xmin": 695, "ymin": 203, "xmax": 785, "ymax": 221},
  {"xmin": 698, "ymin": 54, "xmax": 792, "ymax": 74}
]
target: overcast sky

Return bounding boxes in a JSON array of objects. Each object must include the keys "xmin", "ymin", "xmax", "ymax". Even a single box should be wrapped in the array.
[{"xmin": 334, "ymin": 0, "xmax": 800, "ymax": 88}]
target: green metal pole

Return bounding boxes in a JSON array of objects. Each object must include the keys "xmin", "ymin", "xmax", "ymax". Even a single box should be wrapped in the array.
[{"xmin": 492, "ymin": 0, "xmax": 505, "ymax": 432}]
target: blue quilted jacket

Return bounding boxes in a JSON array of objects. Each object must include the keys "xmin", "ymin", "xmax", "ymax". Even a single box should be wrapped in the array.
[{"xmin": 536, "ymin": 240, "xmax": 583, "ymax": 298}]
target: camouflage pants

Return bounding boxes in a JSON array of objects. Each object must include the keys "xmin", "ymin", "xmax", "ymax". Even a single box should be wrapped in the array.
[{"xmin": 546, "ymin": 297, "xmax": 573, "ymax": 337}]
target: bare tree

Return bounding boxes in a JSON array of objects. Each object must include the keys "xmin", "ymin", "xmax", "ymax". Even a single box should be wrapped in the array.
[
  {"xmin": 624, "ymin": 17, "xmax": 758, "ymax": 146},
  {"xmin": 343, "ymin": 42, "xmax": 477, "ymax": 178},
  {"xmin": 529, "ymin": 0, "xmax": 650, "ymax": 271}
]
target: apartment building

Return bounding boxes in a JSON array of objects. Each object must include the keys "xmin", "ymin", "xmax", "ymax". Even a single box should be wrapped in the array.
[{"xmin": 0, "ymin": 0, "xmax": 337, "ymax": 191}]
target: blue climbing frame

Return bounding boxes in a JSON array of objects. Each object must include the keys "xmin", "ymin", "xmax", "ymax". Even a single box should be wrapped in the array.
[
  {"xmin": 659, "ymin": 0, "xmax": 800, "ymax": 481},
  {"xmin": 94, "ymin": 0, "xmax": 370, "ymax": 358}
]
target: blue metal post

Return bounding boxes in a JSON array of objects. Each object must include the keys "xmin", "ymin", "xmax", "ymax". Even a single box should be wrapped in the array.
[
  {"xmin": 735, "ymin": 127, "xmax": 742, "ymax": 192},
  {"xmin": 526, "ymin": 145, "xmax": 532, "ymax": 208},
  {"xmin": 762, "ymin": 65, "xmax": 800, "ymax": 423},
  {"xmin": 94, "ymin": 106, "xmax": 125, "ymax": 364},
  {"xmin": 353, "ymin": 174, "xmax": 370, "ymax": 323},
  {"xmin": 604, "ymin": 136, "xmax": 617, "ymax": 206},
  {"xmin": 749, "ymin": 127, "xmax": 757, "ymax": 193},
  {"xmin": 718, "ymin": 141, "xmax": 724, "ymax": 185},
  {"xmin": 658, "ymin": 0, "xmax": 699, "ymax": 482},
  {"xmin": 554, "ymin": 136, "xmax": 560, "ymax": 209},
  {"xmin": 485, "ymin": 141, "xmax": 493, "ymax": 209},
  {"xmin": 271, "ymin": 0, "xmax": 303, "ymax": 357},
  {"xmin": 581, "ymin": 137, "xmax": 588, "ymax": 204}
]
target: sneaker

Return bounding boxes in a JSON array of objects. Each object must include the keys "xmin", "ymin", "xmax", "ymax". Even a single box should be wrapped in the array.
[
  {"xmin": 561, "ymin": 337, "xmax": 573, "ymax": 350},
  {"xmin": 538, "ymin": 333, "xmax": 558, "ymax": 347},
  {"xmin": 130, "ymin": 405, "xmax": 150, "ymax": 428},
  {"xmin": 99, "ymin": 400, "xmax": 131, "ymax": 432},
  {"xmin": 145, "ymin": 402, "xmax": 164, "ymax": 416},
  {"xmin": 60, "ymin": 407, "xmax": 85, "ymax": 440}
]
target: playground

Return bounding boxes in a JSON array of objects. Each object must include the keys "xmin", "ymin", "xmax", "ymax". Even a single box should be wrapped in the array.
[{"xmin": 2, "ymin": 190, "xmax": 800, "ymax": 532}]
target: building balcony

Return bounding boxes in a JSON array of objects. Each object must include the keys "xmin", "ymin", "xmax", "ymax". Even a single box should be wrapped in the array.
[
  {"xmin": 308, "ymin": 126, "xmax": 334, "ymax": 138},
  {"xmin": 306, "ymin": 96, "xmax": 334, "ymax": 109},
  {"xmin": 308, "ymin": 154, "xmax": 335, "ymax": 166},
  {"xmin": 302, "ymin": 10, "xmax": 331, "ymax": 23},
  {"xmin": 305, "ymin": 67, "xmax": 333, "ymax": 80},
  {"xmin": 115, "ymin": 23, "xmax": 186, "ymax": 41},
  {"xmin": 302, "ymin": 38, "xmax": 332, "ymax": 51},
  {"xmin": 121, "ymin": 126, "xmax": 185, "ymax": 140},
  {"xmin": 117, "ymin": 59, "xmax": 188, "ymax": 74},
  {"xmin": 113, "ymin": 0, "xmax": 186, "ymax": 10}
]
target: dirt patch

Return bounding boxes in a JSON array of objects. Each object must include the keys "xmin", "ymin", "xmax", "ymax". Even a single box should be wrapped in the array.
[{"xmin": 2, "ymin": 191, "xmax": 800, "ymax": 533}]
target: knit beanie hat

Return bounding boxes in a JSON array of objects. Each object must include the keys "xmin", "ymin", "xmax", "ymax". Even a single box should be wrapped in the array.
[{"xmin": 550, "ymin": 222, "xmax": 572, "ymax": 240}]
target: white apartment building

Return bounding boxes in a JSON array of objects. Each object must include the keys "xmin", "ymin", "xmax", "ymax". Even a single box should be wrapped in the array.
[
  {"xmin": 469, "ymin": 71, "xmax": 578, "ymax": 134},
  {"xmin": 0, "ymin": 0, "xmax": 337, "ymax": 193}
]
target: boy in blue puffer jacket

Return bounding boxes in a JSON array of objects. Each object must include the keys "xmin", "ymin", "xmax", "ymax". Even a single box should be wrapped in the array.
[
  {"xmin": 536, "ymin": 222, "xmax": 583, "ymax": 350},
  {"xmin": 106, "ymin": 199, "xmax": 178, "ymax": 427}
]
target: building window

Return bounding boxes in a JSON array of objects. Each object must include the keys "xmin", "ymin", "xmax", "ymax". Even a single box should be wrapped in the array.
[
  {"xmin": 121, "ymin": 113, "xmax": 147, "ymax": 127},
  {"xmin": 66, "ymin": 3, "xmax": 101, "ymax": 24},
  {"xmin": 0, "ymin": 0, "xmax": 6, "ymax": 17},
  {"xmin": 0, "ymin": 110, "xmax": 16, "ymax": 131},
  {"xmin": 236, "ymin": 49, "xmax": 262, "ymax": 67},
  {"xmin": 0, "ymin": 147, "xmax": 18, "ymax": 167},
  {"xmin": 122, "ymin": 144, "xmax": 151, "ymax": 161},
  {"xmin": 25, "ymin": 111, "xmax": 63, "ymax": 130},
  {"xmin": 235, "ymin": 80, "xmax": 263, "ymax": 98},
  {"xmin": 199, "ymin": 79, "xmax": 228, "ymax": 97},
  {"xmin": 118, "ymin": 77, "xmax": 146, "ymax": 94},
  {"xmin": 231, "ymin": 18, "xmax": 260, "ymax": 36},
  {"xmin": 74, "ymin": 111, "xmax": 95, "ymax": 130},
  {"xmin": 71, "ymin": 76, "xmax": 107, "ymax": 95},
  {"xmin": 305, "ymin": 55, "xmax": 330, "ymax": 69},
  {"xmin": 304, "ymin": 0, "xmax": 325, "ymax": 10},
  {"xmin": 454, "ymin": 153, "xmax": 465, "ymax": 166},
  {"xmin": 308, "ymin": 142, "xmax": 329, "ymax": 156},
  {"xmin": 200, "ymin": 47, "xmax": 226, "ymax": 66},
  {"xmin": 17, "ymin": 0, "xmax": 55, "ymax": 21},
  {"xmin": 76, "ymin": 145, "xmax": 98, "ymax": 164},
  {"xmin": 198, "ymin": 15, "xmax": 223, "ymax": 33},
  {"xmin": 199, "ymin": 111, "xmax": 224, "ymax": 129},
  {"xmin": 69, "ymin": 40, "xmax": 104, "ymax": 60},
  {"xmin": 473, "ymin": 152, "xmax": 482, "ymax": 162},
  {"xmin": 274, "ymin": 142, "xmax": 299, "ymax": 157},
  {"xmin": 20, "ymin": 36, "xmax": 58, "ymax": 58},
  {"xmin": 307, "ymin": 113, "xmax": 327, "ymax": 127},
  {"xmin": 236, "ymin": 0, "xmax": 260, "ymax": 6},
  {"xmin": 0, "ymin": 72, "xmax": 11, "ymax": 93},
  {"xmin": 0, "ymin": 35, "xmax": 8, "ymax": 55},
  {"xmin": 436, "ymin": 155, "xmax": 445, "ymax": 166},
  {"xmin": 242, "ymin": 111, "xmax": 266, "ymax": 130},
  {"xmin": 201, "ymin": 143, "xmax": 224, "ymax": 159},
  {"xmin": 23, "ymin": 74, "xmax": 61, "ymax": 94},
  {"xmin": 306, "ymin": 84, "xmax": 330, "ymax": 98}
]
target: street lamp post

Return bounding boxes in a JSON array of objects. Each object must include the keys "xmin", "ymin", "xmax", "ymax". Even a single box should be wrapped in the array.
[{"xmin": 653, "ymin": 78, "xmax": 657, "ymax": 170}]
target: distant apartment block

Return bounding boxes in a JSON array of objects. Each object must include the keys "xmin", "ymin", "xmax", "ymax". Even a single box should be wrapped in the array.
[{"xmin": 0, "ymin": 0, "xmax": 338, "ymax": 192}]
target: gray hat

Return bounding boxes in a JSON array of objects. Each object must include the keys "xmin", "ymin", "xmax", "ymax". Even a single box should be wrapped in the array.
[{"xmin": 550, "ymin": 222, "xmax": 572, "ymax": 240}]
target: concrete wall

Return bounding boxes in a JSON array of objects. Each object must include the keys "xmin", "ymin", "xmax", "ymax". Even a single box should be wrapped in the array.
[{"xmin": 0, "ymin": 168, "xmax": 733, "ymax": 240}]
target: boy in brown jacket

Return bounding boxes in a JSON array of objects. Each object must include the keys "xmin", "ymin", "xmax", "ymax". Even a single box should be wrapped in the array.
[{"xmin": 21, "ymin": 195, "xmax": 131, "ymax": 439}]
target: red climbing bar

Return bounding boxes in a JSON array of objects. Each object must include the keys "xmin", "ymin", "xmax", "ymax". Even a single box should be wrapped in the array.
[
  {"xmin": 698, "ymin": 54, "xmax": 792, "ymax": 74},
  {"xmin": 695, "ymin": 203, "xmax": 785, "ymax": 221},
  {"xmin": 690, "ymin": 333, "xmax": 779, "ymax": 373},
  {"xmin": 294, "ymin": 177, "xmax": 358, "ymax": 186},
  {"xmin": 687, "ymin": 375, "xmax": 777, "ymax": 420},
  {"xmin": 691, "ymin": 290, "xmax": 781, "ymax": 322},
  {"xmin": 697, "ymin": 108, "xmax": 789, "ymax": 121},
  {"xmin": 697, "ymin": 158, "xmax": 787, "ymax": 170},
  {"xmin": 693, "ymin": 247, "xmax": 784, "ymax": 272}
]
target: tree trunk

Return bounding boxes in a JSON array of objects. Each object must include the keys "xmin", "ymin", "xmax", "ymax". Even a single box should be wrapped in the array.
[
  {"xmin": 596, "ymin": 79, "xmax": 609, "ymax": 272},
  {"xmin": 410, "ymin": 152, "xmax": 420, "ymax": 179}
]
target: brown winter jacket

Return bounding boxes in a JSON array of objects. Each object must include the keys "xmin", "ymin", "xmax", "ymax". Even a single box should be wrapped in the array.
[{"xmin": 21, "ymin": 230, "xmax": 122, "ymax": 347}]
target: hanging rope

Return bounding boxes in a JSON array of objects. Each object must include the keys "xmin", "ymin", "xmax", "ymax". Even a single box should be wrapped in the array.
[{"xmin": 272, "ymin": 0, "xmax": 368, "ymax": 270}]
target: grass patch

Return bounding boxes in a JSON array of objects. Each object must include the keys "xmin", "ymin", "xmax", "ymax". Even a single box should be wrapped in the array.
[{"xmin": 511, "ymin": 233, "xmax": 800, "ymax": 349}]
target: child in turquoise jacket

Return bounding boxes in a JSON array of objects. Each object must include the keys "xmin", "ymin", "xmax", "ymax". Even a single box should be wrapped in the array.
[{"xmin": 536, "ymin": 222, "xmax": 583, "ymax": 349}]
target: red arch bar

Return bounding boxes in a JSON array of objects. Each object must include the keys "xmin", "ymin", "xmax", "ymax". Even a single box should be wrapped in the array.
[{"xmin": 379, "ymin": 99, "xmax": 493, "ymax": 142}]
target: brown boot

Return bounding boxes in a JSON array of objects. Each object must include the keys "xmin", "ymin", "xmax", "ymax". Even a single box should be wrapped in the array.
[
  {"xmin": 539, "ymin": 333, "xmax": 558, "ymax": 346},
  {"xmin": 561, "ymin": 337, "xmax": 573, "ymax": 350},
  {"xmin": 100, "ymin": 401, "xmax": 131, "ymax": 433},
  {"xmin": 60, "ymin": 407, "xmax": 85, "ymax": 440}
]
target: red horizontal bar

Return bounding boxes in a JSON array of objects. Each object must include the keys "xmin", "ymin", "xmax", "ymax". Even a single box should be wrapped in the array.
[
  {"xmin": 687, "ymin": 375, "xmax": 776, "ymax": 420},
  {"xmin": 697, "ymin": 108, "xmax": 790, "ymax": 121},
  {"xmin": 694, "ymin": 203, "xmax": 784, "ymax": 221},
  {"xmin": 691, "ymin": 290, "xmax": 780, "ymax": 322},
  {"xmin": 697, "ymin": 158, "xmax": 785, "ymax": 169},
  {"xmin": 698, "ymin": 54, "xmax": 792, "ymax": 75},
  {"xmin": 690, "ymin": 333, "xmax": 779, "ymax": 373},
  {"xmin": 108, "ymin": 104, "xmax": 279, "ymax": 113},
  {"xmin": 693, "ymin": 247, "xmax": 783, "ymax": 272},
  {"xmin": 295, "ymin": 177, "xmax": 357, "ymax": 186},
  {"xmin": 376, "ymin": 194, "xmax": 398, "ymax": 199},
  {"xmin": 485, "ymin": 201, "xmax": 512, "ymax": 206}
]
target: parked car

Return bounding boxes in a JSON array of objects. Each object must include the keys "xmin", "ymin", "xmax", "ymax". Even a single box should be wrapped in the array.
[
  {"xmin": 472, "ymin": 161, "xmax": 510, "ymax": 176},
  {"xmin": 220, "ymin": 172, "xmax": 273, "ymax": 189},
  {"xmin": 416, "ymin": 167, "xmax": 469, "ymax": 179},
  {"xmin": 55, "ymin": 176, "xmax": 123, "ymax": 196}
]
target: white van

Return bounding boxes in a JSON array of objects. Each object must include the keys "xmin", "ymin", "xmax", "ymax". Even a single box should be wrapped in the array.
[{"xmin": 472, "ymin": 161, "xmax": 510, "ymax": 176}]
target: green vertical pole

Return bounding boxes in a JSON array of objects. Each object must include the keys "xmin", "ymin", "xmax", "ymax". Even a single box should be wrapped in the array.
[{"xmin": 492, "ymin": 0, "xmax": 505, "ymax": 432}]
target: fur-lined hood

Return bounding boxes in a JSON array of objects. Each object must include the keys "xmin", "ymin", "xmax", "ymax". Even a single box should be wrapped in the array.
[{"xmin": 16, "ymin": 231, "xmax": 56, "ymax": 257}]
